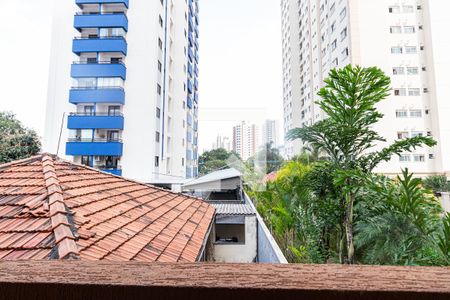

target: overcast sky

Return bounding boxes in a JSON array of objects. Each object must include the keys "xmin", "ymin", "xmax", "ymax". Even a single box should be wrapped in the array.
[{"xmin": 0, "ymin": 0, "xmax": 283, "ymax": 152}]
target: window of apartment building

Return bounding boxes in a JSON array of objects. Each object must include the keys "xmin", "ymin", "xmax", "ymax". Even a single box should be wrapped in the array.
[
  {"xmin": 403, "ymin": 5, "xmax": 414, "ymax": 13},
  {"xmin": 155, "ymin": 131, "xmax": 160, "ymax": 143},
  {"xmin": 414, "ymin": 154, "xmax": 425, "ymax": 162},
  {"xmin": 158, "ymin": 38, "xmax": 163, "ymax": 50},
  {"xmin": 158, "ymin": 60, "xmax": 162, "ymax": 72},
  {"xmin": 394, "ymin": 88, "xmax": 406, "ymax": 96},
  {"xmin": 81, "ymin": 156, "xmax": 91, "ymax": 167},
  {"xmin": 399, "ymin": 154, "xmax": 411, "ymax": 162},
  {"xmin": 397, "ymin": 132, "xmax": 409, "ymax": 139},
  {"xmin": 404, "ymin": 26, "xmax": 415, "ymax": 34},
  {"xmin": 332, "ymin": 57, "xmax": 339, "ymax": 67},
  {"xmin": 407, "ymin": 67, "xmax": 419, "ymax": 75},
  {"xmin": 405, "ymin": 46, "xmax": 417, "ymax": 54},
  {"xmin": 155, "ymin": 156, "xmax": 159, "ymax": 167},
  {"xmin": 339, "ymin": 8, "xmax": 347, "ymax": 21},
  {"xmin": 330, "ymin": 22, "xmax": 336, "ymax": 33},
  {"xmin": 340, "ymin": 27, "xmax": 348, "ymax": 41},
  {"xmin": 159, "ymin": 16, "xmax": 163, "ymax": 27},
  {"xmin": 156, "ymin": 107, "xmax": 161, "ymax": 118},
  {"xmin": 391, "ymin": 46, "xmax": 403, "ymax": 54},
  {"xmin": 157, "ymin": 84, "xmax": 162, "ymax": 95},
  {"xmin": 393, "ymin": 67, "xmax": 405, "ymax": 75},
  {"xmin": 330, "ymin": 3, "xmax": 336, "ymax": 15},
  {"xmin": 396, "ymin": 110, "xmax": 408, "ymax": 118},
  {"xmin": 390, "ymin": 26, "xmax": 402, "ymax": 34},
  {"xmin": 389, "ymin": 6, "xmax": 401, "ymax": 13},
  {"xmin": 331, "ymin": 39, "xmax": 337, "ymax": 51},
  {"xmin": 408, "ymin": 88, "xmax": 420, "ymax": 96},
  {"xmin": 342, "ymin": 47, "xmax": 349, "ymax": 59},
  {"xmin": 411, "ymin": 131, "xmax": 424, "ymax": 137},
  {"xmin": 410, "ymin": 109, "xmax": 422, "ymax": 117},
  {"xmin": 182, "ymin": 158, "xmax": 185, "ymax": 166},
  {"xmin": 108, "ymin": 106, "xmax": 121, "ymax": 116}
]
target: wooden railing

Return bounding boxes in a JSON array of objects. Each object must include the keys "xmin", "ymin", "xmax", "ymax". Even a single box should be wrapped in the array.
[{"xmin": 0, "ymin": 261, "xmax": 449, "ymax": 300}]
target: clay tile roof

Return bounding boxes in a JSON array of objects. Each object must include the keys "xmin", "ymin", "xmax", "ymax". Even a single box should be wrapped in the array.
[{"xmin": 0, "ymin": 154, "xmax": 215, "ymax": 262}]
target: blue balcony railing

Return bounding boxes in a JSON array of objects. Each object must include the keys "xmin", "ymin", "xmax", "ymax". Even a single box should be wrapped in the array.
[
  {"xmin": 76, "ymin": 0, "xmax": 129, "ymax": 8},
  {"xmin": 71, "ymin": 62, "xmax": 126, "ymax": 80},
  {"xmin": 69, "ymin": 87, "xmax": 125, "ymax": 104},
  {"xmin": 187, "ymin": 63, "xmax": 193, "ymax": 77},
  {"xmin": 187, "ymin": 80, "xmax": 193, "ymax": 94},
  {"xmin": 74, "ymin": 13, "xmax": 128, "ymax": 32},
  {"xmin": 193, "ymin": 93, "xmax": 198, "ymax": 103},
  {"xmin": 187, "ymin": 96, "xmax": 193, "ymax": 109},
  {"xmin": 67, "ymin": 113, "xmax": 124, "ymax": 130},
  {"xmin": 188, "ymin": 48, "xmax": 194, "ymax": 62},
  {"xmin": 100, "ymin": 168, "xmax": 123, "ymax": 176},
  {"xmin": 73, "ymin": 37, "xmax": 127, "ymax": 55},
  {"xmin": 66, "ymin": 139, "xmax": 123, "ymax": 156}
]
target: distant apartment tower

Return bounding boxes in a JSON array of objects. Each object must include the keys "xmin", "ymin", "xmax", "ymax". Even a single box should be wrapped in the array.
[
  {"xmin": 233, "ymin": 122, "xmax": 260, "ymax": 161},
  {"xmin": 262, "ymin": 120, "xmax": 280, "ymax": 147},
  {"xmin": 212, "ymin": 135, "xmax": 232, "ymax": 152},
  {"xmin": 44, "ymin": 0, "xmax": 200, "ymax": 181},
  {"xmin": 281, "ymin": 0, "xmax": 450, "ymax": 176}
]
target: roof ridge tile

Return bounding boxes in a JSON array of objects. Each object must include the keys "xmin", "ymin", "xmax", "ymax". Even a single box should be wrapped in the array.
[{"xmin": 41, "ymin": 155, "xmax": 80, "ymax": 260}]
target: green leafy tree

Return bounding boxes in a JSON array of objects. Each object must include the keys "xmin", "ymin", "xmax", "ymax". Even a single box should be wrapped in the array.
[
  {"xmin": 423, "ymin": 175, "xmax": 450, "ymax": 193},
  {"xmin": 248, "ymin": 142, "xmax": 284, "ymax": 174},
  {"xmin": 198, "ymin": 148, "xmax": 239, "ymax": 176},
  {"xmin": 0, "ymin": 112, "xmax": 41, "ymax": 163},
  {"xmin": 355, "ymin": 169, "xmax": 445, "ymax": 265},
  {"xmin": 288, "ymin": 65, "xmax": 436, "ymax": 263}
]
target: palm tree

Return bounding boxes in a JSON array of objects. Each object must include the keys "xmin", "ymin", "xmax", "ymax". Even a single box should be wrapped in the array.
[{"xmin": 288, "ymin": 65, "xmax": 436, "ymax": 263}]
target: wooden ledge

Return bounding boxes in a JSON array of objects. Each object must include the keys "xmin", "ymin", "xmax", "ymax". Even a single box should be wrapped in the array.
[{"xmin": 0, "ymin": 261, "xmax": 449, "ymax": 300}]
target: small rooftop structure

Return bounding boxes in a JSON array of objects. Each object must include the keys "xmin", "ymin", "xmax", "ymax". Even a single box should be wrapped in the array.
[
  {"xmin": 0, "ymin": 154, "xmax": 215, "ymax": 262},
  {"xmin": 183, "ymin": 168, "xmax": 243, "ymax": 195},
  {"xmin": 182, "ymin": 168, "xmax": 287, "ymax": 263}
]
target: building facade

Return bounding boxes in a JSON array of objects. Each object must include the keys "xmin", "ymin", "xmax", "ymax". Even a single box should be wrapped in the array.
[
  {"xmin": 232, "ymin": 121, "xmax": 260, "ymax": 161},
  {"xmin": 44, "ymin": 0, "xmax": 200, "ymax": 182},
  {"xmin": 212, "ymin": 135, "xmax": 232, "ymax": 152},
  {"xmin": 280, "ymin": 0, "xmax": 450, "ymax": 176},
  {"xmin": 262, "ymin": 119, "xmax": 280, "ymax": 147}
]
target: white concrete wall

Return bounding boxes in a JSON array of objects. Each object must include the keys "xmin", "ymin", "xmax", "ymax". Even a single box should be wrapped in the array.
[{"xmin": 212, "ymin": 216, "xmax": 257, "ymax": 263}]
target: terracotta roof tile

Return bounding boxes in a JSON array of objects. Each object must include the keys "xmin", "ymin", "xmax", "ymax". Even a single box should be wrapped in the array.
[{"xmin": 0, "ymin": 154, "xmax": 215, "ymax": 262}]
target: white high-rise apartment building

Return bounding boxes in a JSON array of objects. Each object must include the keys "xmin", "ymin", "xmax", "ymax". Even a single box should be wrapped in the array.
[
  {"xmin": 212, "ymin": 135, "xmax": 232, "ymax": 152},
  {"xmin": 233, "ymin": 122, "xmax": 260, "ymax": 161},
  {"xmin": 44, "ymin": 0, "xmax": 200, "ymax": 182},
  {"xmin": 262, "ymin": 119, "xmax": 280, "ymax": 147},
  {"xmin": 281, "ymin": 0, "xmax": 450, "ymax": 176}
]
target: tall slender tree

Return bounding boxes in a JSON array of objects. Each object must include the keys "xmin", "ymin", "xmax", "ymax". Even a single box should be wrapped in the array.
[{"xmin": 288, "ymin": 65, "xmax": 436, "ymax": 263}]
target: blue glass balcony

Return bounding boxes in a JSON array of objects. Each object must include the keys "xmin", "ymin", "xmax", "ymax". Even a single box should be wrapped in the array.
[
  {"xmin": 66, "ymin": 139, "xmax": 123, "ymax": 156},
  {"xmin": 73, "ymin": 37, "xmax": 127, "ymax": 55},
  {"xmin": 100, "ymin": 168, "xmax": 123, "ymax": 176},
  {"xmin": 71, "ymin": 62, "xmax": 126, "ymax": 80},
  {"xmin": 188, "ymin": 48, "xmax": 194, "ymax": 62},
  {"xmin": 194, "ymin": 78, "xmax": 198, "ymax": 90},
  {"xmin": 76, "ymin": 0, "xmax": 129, "ymax": 8},
  {"xmin": 187, "ymin": 96, "xmax": 193, "ymax": 109},
  {"xmin": 193, "ymin": 93, "xmax": 198, "ymax": 103},
  {"xmin": 74, "ymin": 13, "xmax": 128, "ymax": 32},
  {"xmin": 187, "ymin": 132, "xmax": 193, "ymax": 143},
  {"xmin": 187, "ymin": 63, "xmax": 193, "ymax": 77},
  {"xmin": 70, "ymin": 87, "xmax": 125, "ymax": 104},
  {"xmin": 68, "ymin": 113, "xmax": 124, "ymax": 130},
  {"xmin": 194, "ymin": 64, "xmax": 199, "ymax": 76},
  {"xmin": 187, "ymin": 80, "xmax": 193, "ymax": 94}
]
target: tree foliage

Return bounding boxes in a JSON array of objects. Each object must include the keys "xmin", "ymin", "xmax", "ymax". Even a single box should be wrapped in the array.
[
  {"xmin": 198, "ymin": 148, "xmax": 238, "ymax": 176},
  {"xmin": 284, "ymin": 65, "xmax": 437, "ymax": 264},
  {"xmin": 0, "ymin": 112, "xmax": 41, "ymax": 164}
]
